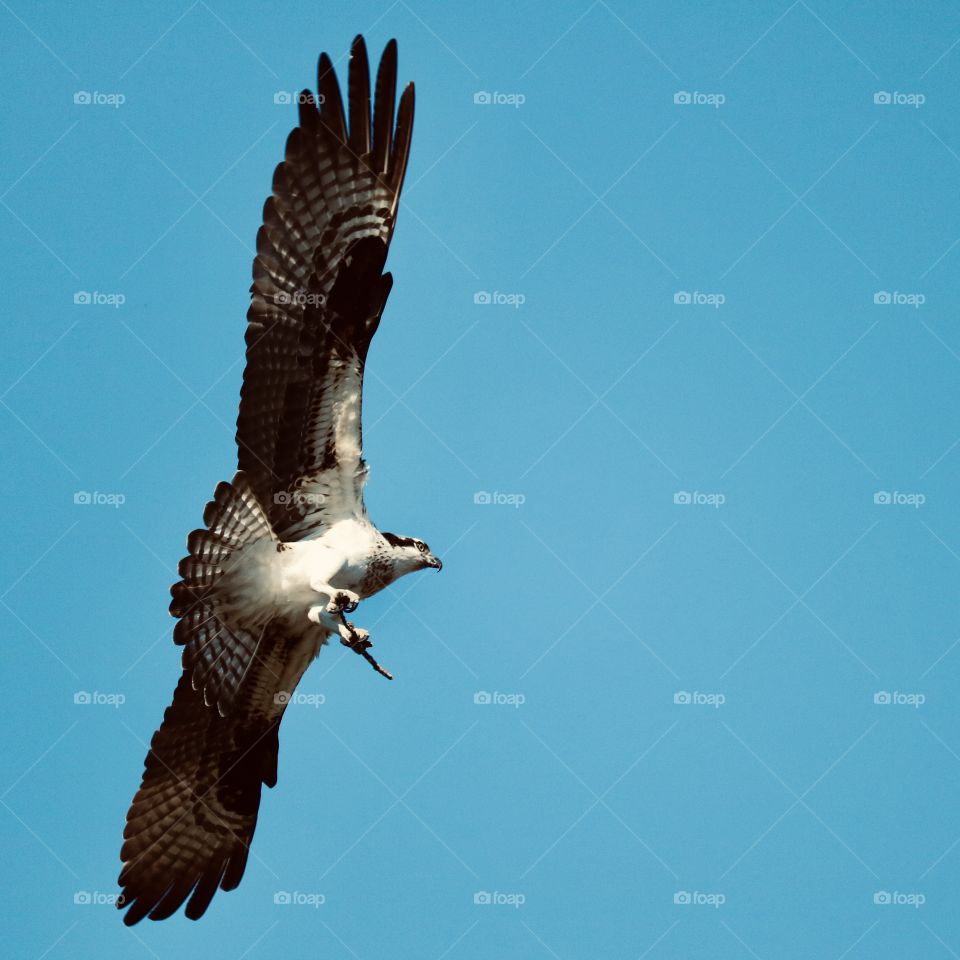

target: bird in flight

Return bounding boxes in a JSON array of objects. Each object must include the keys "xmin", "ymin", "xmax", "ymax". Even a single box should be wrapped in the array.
[{"xmin": 117, "ymin": 36, "xmax": 441, "ymax": 925}]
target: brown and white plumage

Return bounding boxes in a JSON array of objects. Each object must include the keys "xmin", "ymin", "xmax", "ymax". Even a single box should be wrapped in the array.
[
  {"xmin": 117, "ymin": 36, "xmax": 441, "ymax": 926},
  {"xmin": 238, "ymin": 35, "xmax": 413, "ymax": 539}
]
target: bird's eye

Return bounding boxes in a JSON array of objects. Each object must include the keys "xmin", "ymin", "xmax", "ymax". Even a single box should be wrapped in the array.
[{"xmin": 417, "ymin": 541, "xmax": 428, "ymax": 553}]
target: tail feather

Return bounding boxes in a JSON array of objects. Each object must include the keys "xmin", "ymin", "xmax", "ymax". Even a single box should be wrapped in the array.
[{"xmin": 169, "ymin": 472, "xmax": 278, "ymax": 716}]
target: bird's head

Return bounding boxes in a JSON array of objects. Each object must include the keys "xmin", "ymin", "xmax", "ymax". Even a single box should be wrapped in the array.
[{"xmin": 382, "ymin": 532, "xmax": 443, "ymax": 573}]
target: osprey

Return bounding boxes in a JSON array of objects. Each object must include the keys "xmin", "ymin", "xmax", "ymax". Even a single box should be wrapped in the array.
[{"xmin": 117, "ymin": 36, "xmax": 440, "ymax": 925}]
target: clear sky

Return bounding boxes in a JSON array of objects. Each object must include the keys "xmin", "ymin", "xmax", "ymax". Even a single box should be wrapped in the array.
[{"xmin": 3, "ymin": 0, "xmax": 960, "ymax": 957}]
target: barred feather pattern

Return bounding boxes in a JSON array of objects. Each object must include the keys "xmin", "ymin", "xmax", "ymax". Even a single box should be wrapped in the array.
[
  {"xmin": 119, "ymin": 35, "xmax": 417, "ymax": 926},
  {"xmin": 237, "ymin": 35, "xmax": 414, "ymax": 539},
  {"xmin": 118, "ymin": 626, "xmax": 320, "ymax": 925},
  {"xmin": 170, "ymin": 472, "xmax": 277, "ymax": 717}
]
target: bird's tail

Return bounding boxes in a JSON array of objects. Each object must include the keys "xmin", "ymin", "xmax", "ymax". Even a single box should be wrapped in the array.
[
  {"xmin": 169, "ymin": 470, "xmax": 276, "ymax": 617},
  {"xmin": 170, "ymin": 472, "xmax": 278, "ymax": 716},
  {"xmin": 117, "ymin": 670, "xmax": 279, "ymax": 924}
]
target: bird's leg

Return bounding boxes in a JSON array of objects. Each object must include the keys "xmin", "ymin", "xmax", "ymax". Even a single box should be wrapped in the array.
[
  {"xmin": 338, "ymin": 612, "xmax": 393, "ymax": 681},
  {"xmin": 308, "ymin": 580, "xmax": 360, "ymax": 615},
  {"xmin": 306, "ymin": 583, "xmax": 391, "ymax": 680},
  {"xmin": 307, "ymin": 581, "xmax": 359, "ymax": 628}
]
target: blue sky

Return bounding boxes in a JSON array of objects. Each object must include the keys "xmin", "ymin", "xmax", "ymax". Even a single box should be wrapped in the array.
[{"xmin": 3, "ymin": 0, "xmax": 960, "ymax": 956}]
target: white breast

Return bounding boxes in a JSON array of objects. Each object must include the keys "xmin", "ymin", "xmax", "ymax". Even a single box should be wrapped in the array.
[{"xmin": 219, "ymin": 518, "xmax": 381, "ymax": 625}]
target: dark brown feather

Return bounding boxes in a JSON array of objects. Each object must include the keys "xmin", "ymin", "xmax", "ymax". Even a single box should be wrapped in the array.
[
  {"xmin": 347, "ymin": 35, "xmax": 371, "ymax": 157},
  {"xmin": 372, "ymin": 39, "xmax": 397, "ymax": 173},
  {"xmin": 236, "ymin": 37, "xmax": 415, "ymax": 538}
]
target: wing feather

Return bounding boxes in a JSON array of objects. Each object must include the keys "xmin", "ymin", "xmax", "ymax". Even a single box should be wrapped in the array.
[
  {"xmin": 236, "ymin": 36, "xmax": 415, "ymax": 539},
  {"xmin": 317, "ymin": 52, "xmax": 347, "ymax": 141},
  {"xmin": 348, "ymin": 36, "xmax": 372, "ymax": 156},
  {"xmin": 372, "ymin": 40, "xmax": 397, "ymax": 174},
  {"xmin": 118, "ymin": 626, "xmax": 321, "ymax": 924}
]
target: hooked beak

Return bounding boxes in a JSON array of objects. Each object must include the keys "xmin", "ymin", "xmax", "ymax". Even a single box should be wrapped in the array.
[{"xmin": 426, "ymin": 553, "xmax": 443, "ymax": 571}]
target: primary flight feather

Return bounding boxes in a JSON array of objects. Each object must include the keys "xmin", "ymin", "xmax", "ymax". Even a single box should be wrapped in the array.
[{"xmin": 117, "ymin": 36, "xmax": 441, "ymax": 925}]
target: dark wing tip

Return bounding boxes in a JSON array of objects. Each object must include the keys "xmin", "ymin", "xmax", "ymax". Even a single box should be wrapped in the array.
[
  {"xmin": 389, "ymin": 81, "xmax": 415, "ymax": 199},
  {"xmin": 297, "ymin": 89, "xmax": 318, "ymax": 129},
  {"xmin": 311, "ymin": 37, "xmax": 411, "ymax": 180},
  {"xmin": 316, "ymin": 51, "xmax": 346, "ymax": 140},
  {"xmin": 372, "ymin": 39, "xmax": 398, "ymax": 173},
  {"xmin": 348, "ymin": 35, "xmax": 372, "ymax": 155},
  {"xmin": 184, "ymin": 857, "xmax": 228, "ymax": 921}
]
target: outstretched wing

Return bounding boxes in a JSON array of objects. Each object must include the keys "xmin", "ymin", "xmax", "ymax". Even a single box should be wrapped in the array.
[
  {"xmin": 117, "ymin": 671, "xmax": 270, "ymax": 924},
  {"xmin": 237, "ymin": 36, "xmax": 414, "ymax": 540},
  {"xmin": 118, "ymin": 626, "xmax": 323, "ymax": 924}
]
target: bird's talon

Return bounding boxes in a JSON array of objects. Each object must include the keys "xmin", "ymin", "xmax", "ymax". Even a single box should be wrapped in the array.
[{"xmin": 327, "ymin": 590, "xmax": 361, "ymax": 615}]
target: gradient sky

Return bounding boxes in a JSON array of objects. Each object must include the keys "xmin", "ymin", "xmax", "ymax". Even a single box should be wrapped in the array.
[{"xmin": 3, "ymin": 1, "xmax": 960, "ymax": 957}]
